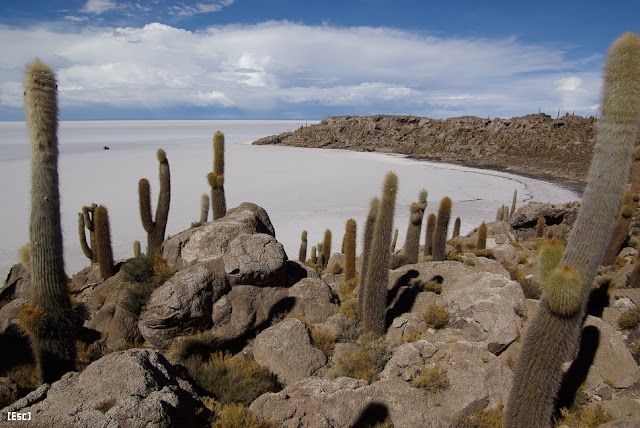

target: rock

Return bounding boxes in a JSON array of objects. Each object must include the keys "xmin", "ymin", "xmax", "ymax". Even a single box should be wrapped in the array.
[
  {"xmin": 1, "ymin": 349, "xmax": 208, "ymax": 427},
  {"xmin": 139, "ymin": 261, "xmax": 228, "ymax": 347},
  {"xmin": 0, "ymin": 377, "xmax": 19, "ymax": 408},
  {"xmin": 0, "ymin": 263, "xmax": 31, "ymax": 306},
  {"xmin": 510, "ymin": 201, "xmax": 580, "ymax": 239},
  {"xmin": 287, "ymin": 278, "xmax": 339, "ymax": 323},
  {"xmin": 223, "ymin": 233, "xmax": 288, "ymax": 287},
  {"xmin": 326, "ymin": 253, "xmax": 345, "ymax": 273},
  {"xmin": 253, "ymin": 319, "xmax": 327, "ymax": 385},
  {"xmin": 599, "ymin": 398, "xmax": 640, "ymax": 422},
  {"xmin": 161, "ymin": 202, "xmax": 276, "ymax": 269},
  {"xmin": 599, "ymin": 421, "xmax": 640, "ymax": 428}
]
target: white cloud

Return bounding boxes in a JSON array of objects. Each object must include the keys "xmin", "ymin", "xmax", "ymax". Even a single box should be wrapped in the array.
[
  {"xmin": 0, "ymin": 21, "xmax": 603, "ymax": 118},
  {"xmin": 83, "ymin": 0, "xmax": 117, "ymax": 14},
  {"xmin": 171, "ymin": 0, "xmax": 236, "ymax": 16}
]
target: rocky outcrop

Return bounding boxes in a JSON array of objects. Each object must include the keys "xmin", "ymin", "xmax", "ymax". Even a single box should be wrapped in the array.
[
  {"xmin": 510, "ymin": 201, "xmax": 581, "ymax": 240},
  {"xmin": 253, "ymin": 114, "xmax": 601, "ymax": 184},
  {"xmin": 1, "ymin": 349, "xmax": 208, "ymax": 427},
  {"xmin": 223, "ymin": 233, "xmax": 288, "ymax": 287}
]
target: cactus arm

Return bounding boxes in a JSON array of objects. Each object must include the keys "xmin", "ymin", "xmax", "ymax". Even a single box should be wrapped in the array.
[
  {"xmin": 78, "ymin": 212, "xmax": 94, "ymax": 261},
  {"xmin": 138, "ymin": 178, "xmax": 154, "ymax": 233}
]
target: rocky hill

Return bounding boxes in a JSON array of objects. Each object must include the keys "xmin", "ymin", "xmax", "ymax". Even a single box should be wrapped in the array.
[{"xmin": 253, "ymin": 113, "xmax": 598, "ymax": 186}]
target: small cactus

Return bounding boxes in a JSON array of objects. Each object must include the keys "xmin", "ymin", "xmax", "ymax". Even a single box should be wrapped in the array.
[
  {"xmin": 209, "ymin": 131, "xmax": 227, "ymax": 220},
  {"xmin": 452, "ymin": 217, "xmax": 461, "ymax": 239},
  {"xmin": 477, "ymin": 222, "xmax": 487, "ymax": 250},
  {"xmin": 344, "ymin": 219, "xmax": 357, "ymax": 281},
  {"xmin": 321, "ymin": 229, "xmax": 332, "ymax": 269},
  {"xmin": 510, "ymin": 189, "xmax": 518, "ymax": 218},
  {"xmin": 199, "ymin": 193, "xmax": 210, "ymax": 224},
  {"xmin": 423, "ymin": 213, "xmax": 436, "ymax": 256},
  {"xmin": 432, "ymin": 197, "xmax": 452, "ymax": 261},
  {"xmin": 316, "ymin": 243, "xmax": 324, "ymax": 268},
  {"xmin": 94, "ymin": 205, "xmax": 114, "ymax": 280},
  {"xmin": 538, "ymin": 238, "xmax": 565, "ymax": 283},
  {"xmin": 78, "ymin": 204, "xmax": 97, "ymax": 263},
  {"xmin": 299, "ymin": 230, "xmax": 308, "ymax": 263},
  {"xmin": 535, "ymin": 217, "xmax": 546, "ymax": 238},
  {"xmin": 139, "ymin": 148, "xmax": 171, "ymax": 257},
  {"xmin": 133, "ymin": 240, "xmax": 141, "ymax": 258},
  {"xmin": 310, "ymin": 245, "xmax": 318, "ymax": 265},
  {"xmin": 359, "ymin": 197, "xmax": 380, "ymax": 317}
]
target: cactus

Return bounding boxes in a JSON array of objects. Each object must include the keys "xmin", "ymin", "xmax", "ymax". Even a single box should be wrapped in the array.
[
  {"xmin": 24, "ymin": 59, "xmax": 76, "ymax": 383},
  {"xmin": 78, "ymin": 204, "xmax": 97, "ymax": 263},
  {"xmin": 629, "ymin": 146, "xmax": 640, "ymax": 194},
  {"xmin": 362, "ymin": 172, "xmax": 398, "ymax": 335},
  {"xmin": 538, "ymin": 238, "xmax": 565, "ymax": 283},
  {"xmin": 19, "ymin": 243, "xmax": 31, "ymax": 272},
  {"xmin": 344, "ymin": 219, "xmax": 357, "ymax": 281},
  {"xmin": 133, "ymin": 240, "xmax": 141, "ymax": 258},
  {"xmin": 506, "ymin": 33, "xmax": 640, "ymax": 428},
  {"xmin": 452, "ymin": 217, "xmax": 461, "ymax": 239},
  {"xmin": 310, "ymin": 245, "xmax": 318, "ymax": 265},
  {"xmin": 603, "ymin": 192, "xmax": 635, "ymax": 265},
  {"xmin": 423, "ymin": 213, "xmax": 436, "ymax": 256},
  {"xmin": 510, "ymin": 189, "xmax": 518, "ymax": 218},
  {"xmin": 535, "ymin": 217, "xmax": 546, "ymax": 238},
  {"xmin": 432, "ymin": 197, "xmax": 452, "ymax": 261},
  {"xmin": 358, "ymin": 197, "xmax": 380, "ymax": 317},
  {"xmin": 299, "ymin": 230, "xmax": 308, "ymax": 262},
  {"xmin": 477, "ymin": 222, "xmax": 487, "ymax": 250},
  {"xmin": 209, "ymin": 131, "xmax": 227, "ymax": 220},
  {"xmin": 139, "ymin": 148, "xmax": 171, "ymax": 257},
  {"xmin": 390, "ymin": 228, "xmax": 398, "ymax": 252},
  {"xmin": 94, "ymin": 205, "xmax": 114, "ymax": 280},
  {"xmin": 199, "ymin": 193, "xmax": 209, "ymax": 224},
  {"xmin": 321, "ymin": 229, "xmax": 332, "ymax": 269},
  {"xmin": 495, "ymin": 206, "xmax": 503, "ymax": 221},
  {"xmin": 393, "ymin": 201, "xmax": 425, "ymax": 268},
  {"xmin": 502, "ymin": 205, "xmax": 510, "ymax": 222}
]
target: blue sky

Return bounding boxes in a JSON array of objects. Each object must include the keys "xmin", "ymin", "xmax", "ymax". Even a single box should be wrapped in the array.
[{"xmin": 1, "ymin": 0, "xmax": 639, "ymax": 120}]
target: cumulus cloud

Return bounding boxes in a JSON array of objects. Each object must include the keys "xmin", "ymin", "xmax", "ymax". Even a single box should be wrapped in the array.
[
  {"xmin": 83, "ymin": 0, "xmax": 117, "ymax": 14},
  {"xmin": 0, "ymin": 21, "xmax": 603, "ymax": 118}
]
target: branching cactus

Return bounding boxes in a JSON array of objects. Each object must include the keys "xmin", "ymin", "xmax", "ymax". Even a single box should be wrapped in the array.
[
  {"xmin": 24, "ymin": 59, "xmax": 76, "ymax": 383},
  {"xmin": 432, "ymin": 197, "xmax": 452, "ymax": 261},
  {"xmin": 78, "ymin": 204, "xmax": 97, "ymax": 263},
  {"xmin": 95, "ymin": 205, "xmax": 114, "ymax": 280},
  {"xmin": 506, "ymin": 33, "xmax": 640, "ymax": 428},
  {"xmin": 299, "ymin": 230, "xmax": 308, "ymax": 263},
  {"xmin": 199, "ymin": 193, "xmax": 210, "ymax": 224},
  {"xmin": 344, "ymin": 219, "xmax": 357, "ymax": 281},
  {"xmin": 362, "ymin": 172, "xmax": 398, "ymax": 336},
  {"xmin": 209, "ymin": 131, "xmax": 227, "ymax": 220},
  {"xmin": 477, "ymin": 222, "xmax": 487, "ymax": 250},
  {"xmin": 423, "ymin": 213, "xmax": 436, "ymax": 256},
  {"xmin": 359, "ymin": 197, "xmax": 380, "ymax": 317},
  {"xmin": 139, "ymin": 148, "xmax": 171, "ymax": 257},
  {"xmin": 321, "ymin": 229, "xmax": 332, "ymax": 269}
]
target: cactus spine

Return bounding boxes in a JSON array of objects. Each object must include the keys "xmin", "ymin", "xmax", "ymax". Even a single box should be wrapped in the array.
[
  {"xmin": 24, "ymin": 59, "xmax": 76, "ymax": 383},
  {"xmin": 199, "ymin": 193, "xmax": 209, "ymax": 224},
  {"xmin": 78, "ymin": 204, "xmax": 97, "ymax": 263},
  {"xmin": 423, "ymin": 213, "xmax": 436, "ymax": 256},
  {"xmin": 94, "ymin": 205, "xmax": 114, "ymax": 280},
  {"xmin": 452, "ymin": 217, "xmax": 461, "ymax": 239},
  {"xmin": 358, "ymin": 197, "xmax": 380, "ymax": 317},
  {"xmin": 299, "ymin": 230, "xmax": 308, "ymax": 263},
  {"xmin": 432, "ymin": 197, "xmax": 452, "ymax": 261},
  {"xmin": 506, "ymin": 33, "xmax": 640, "ymax": 427},
  {"xmin": 477, "ymin": 222, "xmax": 487, "ymax": 250},
  {"xmin": 362, "ymin": 172, "xmax": 398, "ymax": 336},
  {"xmin": 344, "ymin": 219, "xmax": 357, "ymax": 281},
  {"xmin": 209, "ymin": 131, "xmax": 227, "ymax": 220},
  {"xmin": 139, "ymin": 149, "xmax": 171, "ymax": 257}
]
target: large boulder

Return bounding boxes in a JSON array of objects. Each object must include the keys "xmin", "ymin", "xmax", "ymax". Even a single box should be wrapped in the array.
[
  {"xmin": 1, "ymin": 349, "xmax": 208, "ymax": 427},
  {"xmin": 253, "ymin": 319, "xmax": 327, "ymax": 385},
  {"xmin": 510, "ymin": 201, "xmax": 580, "ymax": 239},
  {"xmin": 0, "ymin": 263, "xmax": 31, "ymax": 307},
  {"xmin": 138, "ymin": 260, "xmax": 228, "ymax": 347},
  {"xmin": 223, "ymin": 233, "xmax": 288, "ymax": 287},
  {"xmin": 287, "ymin": 278, "xmax": 339, "ymax": 323},
  {"xmin": 161, "ymin": 202, "xmax": 276, "ymax": 269}
]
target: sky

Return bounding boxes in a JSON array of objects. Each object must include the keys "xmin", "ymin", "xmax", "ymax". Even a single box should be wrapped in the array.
[{"xmin": 1, "ymin": 0, "xmax": 639, "ymax": 120}]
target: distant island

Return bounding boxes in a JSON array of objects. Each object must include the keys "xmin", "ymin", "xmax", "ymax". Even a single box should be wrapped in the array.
[{"xmin": 253, "ymin": 113, "xmax": 600, "ymax": 191}]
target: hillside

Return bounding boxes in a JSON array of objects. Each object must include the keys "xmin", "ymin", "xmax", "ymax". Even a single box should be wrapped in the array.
[{"xmin": 253, "ymin": 113, "xmax": 598, "ymax": 187}]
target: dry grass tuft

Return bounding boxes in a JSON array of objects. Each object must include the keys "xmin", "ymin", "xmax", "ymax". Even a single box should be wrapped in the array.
[
  {"xmin": 423, "ymin": 304, "xmax": 449, "ymax": 329},
  {"xmin": 411, "ymin": 364, "xmax": 449, "ymax": 394}
]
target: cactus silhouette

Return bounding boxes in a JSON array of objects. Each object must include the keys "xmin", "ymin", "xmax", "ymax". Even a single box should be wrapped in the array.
[
  {"xmin": 199, "ymin": 193, "xmax": 210, "ymax": 224},
  {"xmin": 432, "ymin": 197, "xmax": 452, "ymax": 261},
  {"xmin": 299, "ymin": 230, "xmax": 308, "ymax": 263},
  {"xmin": 362, "ymin": 172, "xmax": 398, "ymax": 335},
  {"xmin": 344, "ymin": 219, "xmax": 357, "ymax": 281},
  {"xmin": 78, "ymin": 204, "xmax": 97, "ymax": 263},
  {"xmin": 358, "ymin": 197, "xmax": 380, "ymax": 318},
  {"xmin": 209, "ymin": 131, "xmax": 227, "ymax": 219},
  {"xmin": 94, "ymin": 205, "xmax": 114, "ymax": 280},
  {"xmin": 321, "ymin": 229, "xmax": 332, "ymax": 269},
  {"xmin": 139, "ymin": 148, "xmax": 171, "ymax": 257},
  {"xmin": 423, "ymin": 213, "xmax": 436, "ymax": 256},
  {"xmin": 24, "ymin": 59, "xmax": 76, "ymax": 383},
  {"xmin": 477, "ymin": 222, "xmax": 487, "ymax": 250},
  {"xmin": 506, "ymin": 33, "xmax": 640, "ymax": 427}
]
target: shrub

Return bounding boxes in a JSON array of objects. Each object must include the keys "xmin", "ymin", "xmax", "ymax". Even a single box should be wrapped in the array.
[
  {"xmin": 185, "ymin": 352, "xmax": 279, "ymax": 405},
  {"xmin": 553, "ymin": 405, "xmax": 613, "ymax": 428},
  {"xmin": 454, "ymin": 406, "xmax": 504, "ymax": 428},
  {"xmin": 212, "ymin": 402, "xmax": 272, "ymax": 428},
  {"xmin": 325, "ymin": 263, "xmax": 343, "ymax": 275},
  {"xmin": 310, "ymin": 328, "xmax": 336, "ymax": 357},
  {"xmin": 169, "ymin": 331, "xmax": 221, "ymax": 362},
  {"xmin": 618, "ymin": 310, "xmax": 640, "ymax": 329},
  {"xmin": 472, "ymin": 249, "xmax": 495, "ymax": 259},
  {"xmin": 411, "ymin": 364, "xmax": 449, "ymax": 394},
  {"xmin": 400, "ymin": 331, "xmax": 422, "ymax": 343},
  {"xmin": 359, "ymin": 333, "xmax": 394, "ymax": 372},
  {"xmin": 329, "ymin": 348, "xmax": 378, "ymax": 383},
  {"xmin": 338, "ymin": 277, "xmax": 359, "ymax": 302},
  {"xmin": 423, "ymin": 304, "xmax": 449, "ymax": 329},
  {"xmin": 121, "ymin": 255, "xmax": 154, "ymax": 283}
]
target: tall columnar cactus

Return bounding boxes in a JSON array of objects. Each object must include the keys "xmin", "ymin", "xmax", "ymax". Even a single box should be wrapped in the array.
[
  {"xmin": 393, "ymin": 202, "xmax": 425, "ymax": 268},
  {"xmin": 358, "ymin": 197, "xmax": 380, "ymax": 317},
  {"xmin": 310, "ymin": 245, "xmax": 318, "ymax": 265},
  {"xmin": 510, "ymin": 189, "xmax": 518, "ymax": 218},
  {"xmin": 432, "ymin": 197, "xmax": 452, "ymax": 261},
  {"xmin": 94, "ymin": 205, "xmax": 114, "ymax": 280},
  {"xmin": 209, "ymin": 131, "xmax": 227, "ymax": 220},
  {"xmin": 602, "ymin": 192, "xmax": 635, "ymax": 265},
  {"xmin": 344, "ymin": 219, "xmax": 357, "ymax": 281},
  {"xmin": 139, "ymin": 148, "xmax": 171, "ymax": 257},
  {"xmin": 423, "ymin": 213, "xmax": 436, "ymax": 256},
  {"xmin": 477, "ymin": 222, "xmax": 487, "ymax": 250},
  {"xmin": 506, "ymin": 33, "xmax": 640, "ymax": 428},
  {"xmin": 535, "ymin": 217, "xmax": 546, "ymax": 238},
  {"xmin": 362, "ymin": 172, "xmax": 398, "ymax": 336},
  {"xmin": 299, "ymin": 230, "xmax": 308, "ymax": 262},
  {"xmin": 24, "ymin": 59, "xmax": 76, "ymax": 383},
  {"xmin": 78, "ymin": 204, "xmax": 97, "ymax": 263},
  {"xmin": 321, "ymin": 229, "xmax": 332, "ymax": 269},
  {"xmin": 199, "ymin": 193, "xmax": 210, "ymax": 224},
  {"xmin": 452, "ymin": 217, "xmax": 461, "ymax": 239},
  {"xmin": 390, "ymin": 228, "xmax": 399, "ymax": 252}
]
